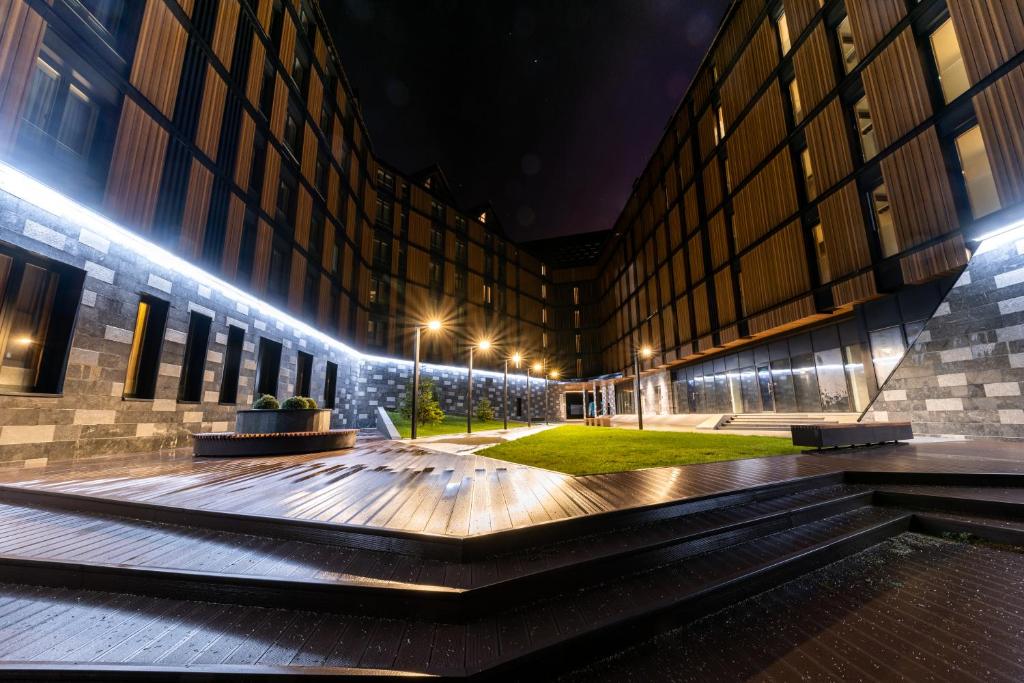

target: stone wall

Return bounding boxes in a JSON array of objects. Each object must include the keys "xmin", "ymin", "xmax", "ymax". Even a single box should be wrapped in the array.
[
  {"xmin": 0, "ymin": 180, "xmax": 561, "ymax": 468},
  {"xmin": 863, "ymin": 229, "xmax": 1024, "ymax": 439}
]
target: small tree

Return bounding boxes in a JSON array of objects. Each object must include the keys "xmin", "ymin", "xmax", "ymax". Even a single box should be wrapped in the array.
[
  {"xmin": 400, "ymin": 377, "xmax": 445, "ymax": 426},
  {"xmin": 475, "ymin": 397, "xmax": 494, "ymax": 422}
]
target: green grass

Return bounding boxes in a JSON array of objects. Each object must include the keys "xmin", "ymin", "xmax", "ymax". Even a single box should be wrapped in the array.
[
  {"xmin": 388, "ymin": 412, "xmax": 528, "ymax": 438},
  {"xmin": 482, "ymin": 425, "xmax": 808, "ymax": 475}
]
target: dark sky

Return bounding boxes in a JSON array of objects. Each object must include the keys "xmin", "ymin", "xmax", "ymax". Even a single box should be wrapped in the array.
[{"xmin": 321, "ymin": 0, "xmax": 730, "ymax": 242}]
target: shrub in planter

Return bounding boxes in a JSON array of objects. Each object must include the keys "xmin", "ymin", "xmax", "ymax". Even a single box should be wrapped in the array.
[
  {"xmin": 302, "ymin": 397, "xmax": 318, "ymax": 409},
  {"xmin": 253, "ymin": 394, "xmax": 279, "ymax": 410},
  {"xmin": 281, "ymin": 396, "xmax": 309, "ymax": 410}
]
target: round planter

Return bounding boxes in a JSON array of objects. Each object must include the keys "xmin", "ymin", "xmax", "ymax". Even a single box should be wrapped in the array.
[{"xmin": 235, "ymin": 408, "xmax": 332, "ymax": 435}]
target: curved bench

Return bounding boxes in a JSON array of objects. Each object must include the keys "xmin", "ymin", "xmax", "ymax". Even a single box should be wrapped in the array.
[{"xmin": 191, "ymin": 429, "xmax": 357, "ymax": 457}]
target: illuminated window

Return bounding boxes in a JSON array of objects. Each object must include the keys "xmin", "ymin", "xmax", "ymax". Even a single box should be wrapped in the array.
[
  {"xmin": 836, "ymin": 16, "xmax": 858, "ymax": 73},
  {"xmin": 572, "ymin": 286, "xmax": 580, "ymax": 304},
  {"xmin": 715, "ymin": 105, "xmax": 726, "ymax": 143},
  {"xmin": 483, "ymin": 284, "xmax": 492, "ymax": 304},
  {"xmin": 929, "ymin": 18, "xmax": 969, "ymax": 104},
  {"xmin": 124, "ymin": 296, "xmax": 169, "ymax": 400},
  {"xmin": 574, "ymin": 310, "xmax": 581, "ymax": 328},
  {"xmin": 869, "ymin": 182, "xmax": 899, "ymax": 257},
  {"xmin": 541, "ymin": 264, "xmax": 547, "ymax": 276},
  {"xmin": 0, "ymin": 245, "xmax": 83, "ymax": 394},
  {"xmin": 541, "ymin": 284, "xmax": 547, "ymax": 299},
  {"xmin": 955, "ymin": 125, "xmax": 1001, "ymax": 218},
  {"xmin": 789, "ymin": 79, "xmax": 803, "ymax": 123},
  {"xmin": 776, "ymin": 11, "xmax": 792, "ymax": 54},
  {"xmin": 800, "ymin": 148, "xmax": 817, "ymax": 199},
  {"xmin": 812, "ymin": 223, "xmax": 831, "ymax": 283},
  {"xmin": 853, "ymin": 97, "xmax": 878, "ymax": 160},
  {"xmin": 542, "ymin": 332, "xmax": 548, "ymax": 348},
  {"xmin": 542, "ymin": 308, "xmax": 547, "ymax": 324}
]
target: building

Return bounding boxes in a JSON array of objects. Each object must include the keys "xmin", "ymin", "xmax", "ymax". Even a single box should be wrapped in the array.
[
  {"xmin": 0, "ymin": 0, "xmax": 1021, "ymax": 468},
  {"xmin": 565, "ymin": 0, "xmax": 1024, "ymax": 438}
]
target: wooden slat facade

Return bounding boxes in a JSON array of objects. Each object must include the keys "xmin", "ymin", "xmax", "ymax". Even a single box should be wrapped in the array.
[
  {"xmin": 195, "ymin": 65, "xmax": 227, "ymax": 161},
  {"xmin": 720, "ymin": 20, "xmax": 779, "ymax": 130},
  {"xmin": 0, "ymin": 0, "xmax": 44, "ymax": 154},
  {"xmin": 804, "ymin": 98, "xmax": 854, "ymax": 195},
  {"xmin": 845, "ymin": 0, "xmax": 906, "ymax": 58},
  {"xmin": 973, "ymin": 63, "xmax": 1024, "ymax": 207},
  {"xmin": 211, "ymin": 0, "xmax": 240, "ymax": 69},
  {"xmin": 732, "ymin": 150, "xmax": 798, "ymax": 252},
  {"xmin": 880, "ymin": 127, "xmax": 960, "ymax": 253},
  {"xmin": 792, "ymin": 23, "xmax": 835, "ymax": 113},
  {"xmin": 178, "ymin": 159, "xmax": 214, "ymax": 260},
  {"xmin": 861, "ymin": 28, "xmax": 933, "ymax": 150},
  {"xmin": 104, "ymin": 100, "xmax": 169, "ymax": 232},
  {"xmin": 739, "ymin": 221, "xmax": 810, "ymax": 316},
  {"xmin": 947, "ymin": 0, "xmax": 1024, "ymax": 84},
  {"xmin": 130, "ymin": 0, "xmax": 188, "ymax": 119},
  {"xmin": 900, "ymin": 234, "xmax": 969, "ymax": 285},
  {"xmin": 818, "ymin": 181, "xmax": 872, "ymax": 281},
  {"xmin": 783, "ymin": 0, "xmax": 822, "ymax": 39},
  {"xmin": 727, "ymin": 83, "xmax": 786, "ymax": 184}
]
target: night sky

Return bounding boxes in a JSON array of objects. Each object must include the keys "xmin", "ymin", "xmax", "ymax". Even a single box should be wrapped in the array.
[{"xmin": 321, "ymin": 0, "xmax": 730, "ymax": 242}]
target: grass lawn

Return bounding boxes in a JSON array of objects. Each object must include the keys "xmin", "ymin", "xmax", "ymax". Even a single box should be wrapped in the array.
[
  {"xmin": 483, "ymin": 425, "xmax": 808, "ymax": 475},
  {"xmin": 388, "ymin": 412, "xmax": 528, "ymax": 438}
]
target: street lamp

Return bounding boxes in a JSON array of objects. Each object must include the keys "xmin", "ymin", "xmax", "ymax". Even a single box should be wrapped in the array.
[
  {"xmin": 467, "ymin": 338, "xmax": 492, "ymax": 434},
  {"xmin": 633, "ymin": 343, "xmax": 653, "ymax": 430},
  {"xmin": 504, "ymin": 351, "xmax": 522, "ymax": 431},
  {"xmin": 411, "ymin": 319, "xmax": 444, "ymax": 440}
]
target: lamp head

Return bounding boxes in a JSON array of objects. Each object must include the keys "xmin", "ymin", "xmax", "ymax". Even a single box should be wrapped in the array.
[
  {"xmin": 640, "ymin": 345, "xmax": 653, "ymax": 358},
  {"xmin": 477, "ymin": 339, "xmax": 491, "ymax": 351},
  {"xmin": 532, "ymin": 362, "xmax": 543, "ymax": 373},
  {"xmin": 512, "ymin": 352, "xmax": 522, "ymax": 367},
  {"xmin": 550, "ymin": 370, "xmax": 560, "ymax": 379},
  {"xmin": 426, "ymin": 319, "xmax": 442, "ymax": 332}
]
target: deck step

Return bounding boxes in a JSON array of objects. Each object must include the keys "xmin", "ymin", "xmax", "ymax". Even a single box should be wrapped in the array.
[
  {"xmin": 0, "ymin": 507, "xmax": 911, "ymax": 678},
  {"xmin": 0, "ymin": 484, "xmax": 870, "ymax": 618}
]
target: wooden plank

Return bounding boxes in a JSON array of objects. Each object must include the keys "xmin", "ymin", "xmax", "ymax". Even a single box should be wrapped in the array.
[
  {"xmin": 104, "ymin": 99, "xmax": 169, "ymax": 233},
  {"xmin": 805, "ymin": 97, "xmax": 854, "ymax": 194},
  {"xmin": 793, "ymin": 23, "xmax": 835, "ymax": 113},
  {"xmin": 195, "ymin": 65, "xmax": 228, "ymax": 161},
  {"xmin": 130, "ymin": 0, "xmax": 188, "ymax": 118},
  {"xmin": 948, "ymin": 0, "xmax": 1024, "ymax": 84},
  {"xmin": 861, "ymin": 28, "xmax": 933, "ymax": 150},
  {"xmin": 178, "ymin": 159, "xmax": 214, "ymax": 260},
  {"xmin": 845, "ymin": 0, "xmax": 906, "ymax": 58}
]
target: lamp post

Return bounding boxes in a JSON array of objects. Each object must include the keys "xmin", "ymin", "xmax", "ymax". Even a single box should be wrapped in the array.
[
  {"xmin": 633, "ymin": 343, "xmax": 653, "ymax": 430},
  {"xmin": 505, "ymin": 351, "xmax": 521, "ymax": 431},
  {"xmin": 411, "ymin": 319, "xmax": 443, "ymax": 440},
  {"xmin": 467, "ymin": 339, "xmax": 492, "ymax": 434},
  {"xmin": 531, "ymin": 361, "xmax": 542, "ymax": 427},
  {"xmin": 547, "ymin": 369, "xmax": 559, "ymax": 423}
]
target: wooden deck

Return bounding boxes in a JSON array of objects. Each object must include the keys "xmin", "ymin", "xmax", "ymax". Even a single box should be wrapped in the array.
[{"xmin": 0, "ymin": 439, "xmax": 1020, "ymax": 539}]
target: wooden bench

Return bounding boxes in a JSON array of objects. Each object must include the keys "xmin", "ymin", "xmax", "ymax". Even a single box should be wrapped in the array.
[{"xmin": 791, "ymin": 422, "xmax": 912, "ymax": 449}]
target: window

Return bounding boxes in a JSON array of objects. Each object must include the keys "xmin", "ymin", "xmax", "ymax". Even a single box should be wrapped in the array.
[
  {"xmin": 283, "ymin": 108, "xmax": 301, "ymax": 160},
  {"xmin": 324, "ymin": 361, "xmax": 337, "ymax": 409},
  {"xmin": 372, "ymin": 234, "xmax": 391, "ymax": 269},
  {"xmin": 869, "ymin": 326, "xmax": 905, "ymax": 385},
  {"xmin": 776, "ymin": 11, "xmax": 792, "ymax": 55},
  {"xmin": 836, "ymin": 16, "xmax": 858, "ymax": 73},
  {"xmin": 455, "ymin": 239, "xmax": 467, "ymax": 262},
  {"xmin": 713, "ymin": 105, "xmax": 725, "ymax": 144},
  {"xmin": 430, "ymin": 228, "xmax": 443, "ymax": 252},
  {"xmin": 0, "ymin": 244, "xmax": 84, "ymax": 394},
  {"xmin": 295, "ymin": 351, "xmax": 313, "ymax": 397},
  {"xmin": 291, "ymin": 47, "xmax": 310, "ymax": 94},
  {"xmin": 303, "ymin": 267, "xmax": 317, "ymax": 318},
  {"xmin": 853, "ymin": 96, "xmax": 878, "ymax": 160},
  {"xmin": 431, "ymin": 201, "xmax": 444, "ymax": 222},
  {"xmin": 268, "ymin": 239, "xmax": 290, "ymax": 303},
  {"xmin": 572, "ymin": 286, "xmax": 580, "ymax": 304},
  {"xmin": 308, "ymin": 210, "xmax": 324, "ymax": 265},
  {"xmin": 574, "ymin": 310, "xmax": 581, "ymax": 328},
  {"xmin": 542, "ymin": 332, "xmax": 548, "ymax": 348},
  {"xmin": 259, "ymin": 58, "xmax": 276, "ymax": 121},
  {"xmin": 483, "ymin": 284, "xmax": 492, "ymax": 304},
  {"xmin": 219, "ymin": 325, "xmax": 245, "ymax": 404},
  {"xmin": 575, "ymin": 334, "xmax": 582, "ymax": 353},
  {"xmin": 249, "ymin": 131, "xmax": 267, "ymax": 197},
  {"xmin": 541, "ymin": 284, "xmax": 547, "ymax": 299},
  {"xmin": 14, "ymin": 32, "xmax": 119, "ymax": 203},
  {"xmin": 869, "ymin": 183, "xmax": 899, "ymax": 257},
  {"xmin": 255, "ymin": 337, "xmax": 282, "ymax": 398},
  {"xmin": 929, "ymin": 18, "xmax": 969, "ymax": 104},
  {"xmin": 800, "ymin": 148, "xmax": 817, "ymax": 199},
  {"xmin": 123, "ymin": 296, "xmax": 169, "ymax": 400},
  {"xmin": 76, "ymin": 0, "xmax": 142, "ymax": 48},
  {"xmin": 812, "ymin": 223, "xmax": 831, "ymax": 283},
  {"xmin": 319, "ymin": 100, "xmax": 332, "ymax": 137},
  {"xmin": 454, "ymin": 270, "xmax": 464, "ymax": 291},
  {"xmin": 789, "ymin": 79, "xmax": 803, "ymax": 123},
  {"xmin": 542, "ymin": 308, "xmax": 547, "ymax": 324},
  {"xmin": 455, "ymin": 215, "xmax": 467, "ymax": 232},
  {"xmin": 540, "ymin": 263, "xmax": 547, "ymax": 276},
  {"xmin": 954, "ymin": 125, "xmax": 1000, "ymax": 218},
  {"xmin": 367, "ymin": 316, "xmax": 386, "ymax": 347},
  {"xmin": 376, "ymin": 198, "xmax": 393, "ymax": 226},
  {"xmin": 177, "ymin": 312, "xmax": 212, "ymax": 402},
  {"xmin": 429, "ymin": 260, "xmax": 442, "ymax": 289},
  {"xmin": 315, "ymin": 149, "xmax": 328, "ymax": 196},
  {"xmin": 237, "ymin": 208, "xmax": 259, "ymax": 284},
  {"xmin": 276, "ymin": 170, "xmax": 297, "ymax": 226}
]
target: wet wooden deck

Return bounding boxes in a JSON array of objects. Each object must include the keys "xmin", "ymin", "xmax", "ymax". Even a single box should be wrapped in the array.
[{"xmin": 0, "ymin": 439, "xmax": 1020, "ymax": 538}]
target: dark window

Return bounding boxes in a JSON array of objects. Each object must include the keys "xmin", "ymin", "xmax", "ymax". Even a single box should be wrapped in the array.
[
  {"xmin": 71, "ymin": 0, "xmax": 144, "ymax": 55},
  {"xmin": 255, "ymin": 337, "xmax": 282, "ymax": 398},
  {"xmin": 372, "ymin": 234, "xmax": 391, "ymax": 269},
  {"xmin": 177, "ymin": 311, "xmax": 212, "ymax": 402},
  {"xmin": 291, "ymin": 47, "xmax": 310, "ymax": 94},
  {"xmin": 276, "ymin": 170, "xmax": 297, "ymax": 226},
  {"xmin": 315, "ymin": 148, "xmax": 328, "ymax": 196},
  {"xmin": 431, "ymin": 201, "xmax": 444, "ymax": 221},
  {"xmin": 303, "ymin": 267, "xmax": 317, "ymax": 318},
  {"xmin": 324, "ymin": 361, "xmax": 337, "ymax": 409},
  {"xmin": 0, "ymin": 242, "xmax": 84, "ymax": 394},
  {"xmin": 429, "ymin": 260, "xmax": 442, "ymax": 289},
  {"xmin": 268, "ymin": 239, "xmax": 290, "ymax": 303},
  {"xmin": 219, "ymin": 325, "xmax": 245, "ymax": 404},
  {"xmin": 123, "ymin": 295, "xmax": 169, "ymax": 400},
  {"xmin": 430, "ymin": 228, "xmax": 443, "ymax": 252},
  {"xmin": 14, "ymin": 31, "xmax": 120, "ymax": 204},
  {"xmin": 249, "ymin": 131, "xmax": 267, "ymax": 198},
  {"xmin": 283, "ymin": 107, "xmax": 301, "ymax": 160},
  {"xmin": 319, "ymin": 100, "xmax": 332, "ymax": 137},
  {"xmin": 237, "ymin": 208, "xmax": 259, "ymax": 284},
  {"xmin": 259, "ymin": 58, "xmax": 275, "ymax": 122},
  {"xmin": 295, "ymin": 350, "xmax": 313, "ymax": 396},
  {"xmin": 308, "ymin": 210, "xmax": 324, "ymax": 265},
  {"xmin": 270, "ymin": 0, "xmax": 285, "ymax": 47},
  {"xmin": 376, "ymin": 198, "xmax": 393, "ymax": 226},
  {"xmin": 367, "ymin": 316, "xmax": 386, "ymax": 347}
]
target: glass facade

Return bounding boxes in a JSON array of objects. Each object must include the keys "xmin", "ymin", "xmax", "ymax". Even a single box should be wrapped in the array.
[{"xmin": 669, "ymin": 283, "xmax": 952, "ymax": 414}]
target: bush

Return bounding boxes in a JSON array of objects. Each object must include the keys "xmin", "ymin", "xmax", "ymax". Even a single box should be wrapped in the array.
[
  {"xmin": 253, "ymin": 394, "xmax": 279, "ymax": 410},
  {"xmin": 475, "ymin": 397, "xmax": 495, "ymax": 422},
  {"xmin": 281, "ymin": 396, "xmax": 308, "ymax": 410},
  {"xmin": 399, "ymin": 377, "xmax": 445, "ymax": 426},
  {"xmin": 302, "ymin": 397, "xmax": 318, "ymax": 409}
]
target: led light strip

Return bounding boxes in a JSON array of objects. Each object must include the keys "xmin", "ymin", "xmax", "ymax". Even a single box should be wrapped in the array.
[{"xmin": 0, "ymin": 161, "xmax": 541, "ymax": 383}]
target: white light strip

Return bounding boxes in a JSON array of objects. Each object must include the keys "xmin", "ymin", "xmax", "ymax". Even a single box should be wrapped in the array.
[
  {"xmin": 973, "ymin": 220, "xmax": 1024, "ymax": 255},
  {"xmin": 0, "ymin": 162, "xmax": 540, "ymax": 383}
]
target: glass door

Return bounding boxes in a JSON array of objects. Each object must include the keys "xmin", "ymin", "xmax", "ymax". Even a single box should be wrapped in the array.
[{"xmin": 757, "ymin": 364, "xmax": 775, "ymax": 412}]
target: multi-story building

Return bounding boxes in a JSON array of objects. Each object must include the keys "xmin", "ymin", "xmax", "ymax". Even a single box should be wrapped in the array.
[
  {"xmin": 566, "ymin": 0, "xmax": 1024, "ymax": 438},
  {"xmin": 0, "ymin": 0, "xmax": 1021, "ymax": 467}
]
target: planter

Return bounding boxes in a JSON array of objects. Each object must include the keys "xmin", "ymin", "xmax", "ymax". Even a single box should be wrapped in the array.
[
  {"xmin": 192, "ymin": 429, "xmax": 358, "ymax": 457},
  {"xmin": 235, "ymin": 408, "xmax": 331, "ymax": 435}
]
